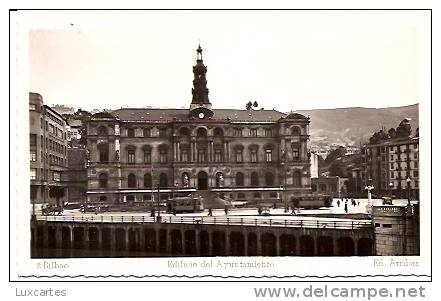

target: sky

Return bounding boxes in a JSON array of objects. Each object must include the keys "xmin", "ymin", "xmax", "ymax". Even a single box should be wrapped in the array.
[{"xmin": 28, "ymin": 10, "xmax": 430, "ymax": 112}]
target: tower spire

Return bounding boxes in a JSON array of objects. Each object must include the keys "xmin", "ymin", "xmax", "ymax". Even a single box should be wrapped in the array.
[{"xmin": 189, "ymin": 45, "xmax": 213, "ymax": 119}]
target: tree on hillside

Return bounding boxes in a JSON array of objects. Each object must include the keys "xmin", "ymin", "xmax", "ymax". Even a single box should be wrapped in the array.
[
  {"xmin": 324, "ymin": 146, "xmax": 346, "ymax": 165},
  {"xmin": 415, "ymin": 127, "xmax": 419, "ymax": 137},
  {"xmin": 246, "ymin": 101, "xmax": 252, "ymax": 110},
  {"xmin": 253, "ymin": 101, "xmax": 258, "ymax": 108},
  {"xmin": 329, "ymin": 160, "xmax": 347, "ymax": 177},
  {"xmin": 396, "ymin": 119, "xmax": 412, "ymax": 138},
  {"xmin": 388, "ymin": 128, "xmax": 397, "ymax": 139}
]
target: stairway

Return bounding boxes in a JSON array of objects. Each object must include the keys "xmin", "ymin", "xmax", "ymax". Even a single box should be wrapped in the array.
[{"xmin": 197, "ymin": 190, "xmax": 233, "ymax": 209}]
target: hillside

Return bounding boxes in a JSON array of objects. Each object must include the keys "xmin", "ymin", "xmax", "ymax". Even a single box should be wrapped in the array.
[{"xmin": 297, "ymin": 104, "xmax": 419, "ymax": 147}]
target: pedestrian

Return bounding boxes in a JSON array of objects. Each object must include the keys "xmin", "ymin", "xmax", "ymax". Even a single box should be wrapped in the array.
[
  {"xmin": 352, "ymin": 199, "xmax": 356, "ymax": 207},
  {"xmin": 224, "ymin": 206, "xmax": 228, "ymax": 215},
  {"xmin": 208, "ymin": 208, "xmax": 213, "ymax": 216},
  {"xmin": 358, "ymin": 200, "xmax": 360, "ymax": 206},
  {"xmin": 258, "ymin": 207, "xmax": 262, "ymax": 216},
  {"xmin": 337, "ymin": 199, "xmax": 340, "ymax": 207},
  {"xmin": 344, "ymin": 201, "xmax": 348, "ymax": 213}
]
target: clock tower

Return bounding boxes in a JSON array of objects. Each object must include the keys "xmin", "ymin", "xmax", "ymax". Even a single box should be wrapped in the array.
[{"xmin": 189, "ymin": 45, "xmax": 214, "ymax": 119}]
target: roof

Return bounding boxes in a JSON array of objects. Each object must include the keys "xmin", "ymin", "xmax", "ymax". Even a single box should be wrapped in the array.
[
  {"xmin": 110, "ymin": 108, "xmax": 287, "ymax": 123},
  {"xmin": 67, "ymin": 119, "xmax": 83, "ymax": 127}
]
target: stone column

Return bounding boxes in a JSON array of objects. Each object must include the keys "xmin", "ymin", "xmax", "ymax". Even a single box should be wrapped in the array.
[
  {"xmin": 354, "ymin": 238, "xmax": 358, "ymax": 256},
  {"xmin": 225, "ymin": 230, "xmax": 230, "ymax": 256},
  {"xmin": 256, "ymin": 233, "xmax": 262, "ymax": 255},
  {"xmin": 110, "ymin": 228, "xmax": 116, "ymax": 251},
  {"xmin": 332, "ymin": 237, "xmax": 338, "ymax": 256},
  {"xmin": 55, "ymin": 226, "xmax": 62, "ymax": 249},
  {"xmin": 244, "ymin": 232, "xmax": 249, "ymax": 256},
  {"xmin": 276, "ymin": 233, "xmax": 281, "ymax": 256},
  {"xmin": 140, "ymin": 227, "xmax": 145, "ymax": 251},
  {"xmin": 42, "ymin": 226, "xmax": 49, "ymax": 248},
  {"xmin": 84, "ymin": 226, "xmax": 90, "ymax": 250},
  {"xmin": 125, "ymin": 228, "xmax": 130, "ymax": 251},
  {"xmin": 98, "ymin": 227, "xmax": 103, "ymax": 250},
  {"xmin": 195, "ymin": 229, "xmax": 200, "ymax": 256},
  {"xmin": 177, "ymin": 142, "xmax": 180, "ymax": 162},
  {"xmin": 69, "ymin": 226, "xmax": 74, "ymax": 249},
  {"xmin": 208, "ymin": 230, "xmax": 213, "ymax": 256}
]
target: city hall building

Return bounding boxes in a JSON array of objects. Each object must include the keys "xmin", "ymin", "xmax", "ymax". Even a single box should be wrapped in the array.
[{"xmin": 86, "ymin": 46, "xmax": 312, "ymax": 206}]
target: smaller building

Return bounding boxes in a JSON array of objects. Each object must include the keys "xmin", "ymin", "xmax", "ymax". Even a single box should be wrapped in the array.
[
  {"xmin": 310, "ymin": 152, "xmax": 319, "ymax": 178},
  {"xmin": 311, "ymin": 176, "xmax": 348, "ymax": 199}
]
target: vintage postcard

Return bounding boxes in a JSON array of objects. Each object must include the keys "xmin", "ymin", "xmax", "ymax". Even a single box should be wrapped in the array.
[{"xmin": 10, "ymin": 9, "xmax": 431, "ymax": 282}]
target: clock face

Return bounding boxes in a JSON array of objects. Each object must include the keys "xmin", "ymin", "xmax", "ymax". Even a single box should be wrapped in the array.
[{"xmin": 198, "ymin": 112, "xmax": 204, "ymax": 119}]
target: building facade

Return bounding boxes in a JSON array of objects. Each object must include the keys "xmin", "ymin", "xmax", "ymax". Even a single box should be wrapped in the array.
[
  {"xmin": 86, "ymin": 46, "xmax": 312, "ymax": 206},
  {"xmin": 29, "ymin": 92, "xmax": 69, "ymax": 205},
  {"xmin": 363, "ymin": 136, "xmax": 419, "ymax": 199}
]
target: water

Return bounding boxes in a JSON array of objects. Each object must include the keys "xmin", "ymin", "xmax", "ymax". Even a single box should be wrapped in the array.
[{"xmin": 31, "ymin": 248, "xmax": 169, "ymax": 258}]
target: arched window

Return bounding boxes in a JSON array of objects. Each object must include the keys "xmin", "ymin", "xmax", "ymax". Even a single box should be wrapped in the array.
[
  {"xmin": 213, "ymin": 127, "xmax": 224, "ymax": 137},
  {"xmin": 265, "ymin": 172, "xmax": 274, "ymax": 187},
  {"xmin": 128, "ymin": 173, "xmax": 137, "ymax": 188},
  {"xmin": 98, "ymin": 173, "xmax": 108, "ymax": 188},
  {"xmin": 196, "ymin": 127, "xmax": 207, "ymax": 137},
  {"xmin": 159, "ymin": 173, "xmax": 168, "ymax": 188},
  {"xmin": 251, "ymin": 172, "xmax": 259, "ymax": 187},
  {"xmin": 235, "ymin": 172, "xmax": 244, "ymax": 187},
  {"xmin": 293, "ymin": 170, "xmax": 302, "ymax": 187},
  {"xmin": 98, "ymin": 126, "xmax": 108, "ymax": 136},
  {"xmin": 144, "ymin": 173, "xmax": 152, "ymax": 188},
  {"xmin": 291, "ymin": 126, "xmax": 301, "ymax": 136},
  {"xmin": 98, "ymin": 143, "xmax": 109, "ymax": 163}
]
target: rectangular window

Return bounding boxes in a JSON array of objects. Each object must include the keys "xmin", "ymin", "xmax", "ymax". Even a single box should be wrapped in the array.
[
  {"xmin": 265, "ymin": 129, "xmax": 272, "ymax": 137},
  {"xmin": 235, "ymin": 149, "xmax": 243, "ymax": 163},
  {"xmin": 30, "ymin": 134, "xmax": 37, "ymax": 147},
  {"xmin": 390, "ymin": 172, "xmax": 394, "ymax": 179},
  {"xmin": 159, "ymin": 128, "xmax": 167, "ymax": 137},
  {"xmin": 382, "ymin": 224, "xmax": 392, "ymax": 228},
  {"xmin": 160, "ymin": 151, "xmax": 167, "ymax": 163},
  {"xmin": 197, "ymin": 150, "xmax": 206, "ymax": 162},
  {"xmin": 30, "ymin": 168, "xmax": 37, "ymax": 180},
  {"xmin": 29, "ymin": 103, "xmax": 36, "ymax": 110},
  {"xmin": 214, "ymin": 150, "xmax": 222, "ymax": 162},
  {"xmin": 30, "ymin": 150, "xmax": 37, "ymax": 162},
  {"xmin": 143, "ymin": 128, "xmax": 151, "ymax": 137},
  {"xmin": 414, "ymin": 161, "xmax": 418, "ymax": 168},
  {"xmin": 265, "ymin": 149, "xmax": 272, "ymax": 162},
  {"xmin": 144, "ymin": 151, "xmax": 151, "ymax": 163},
  {"xmin": 292, "ymin": 147, "xmax": 299, "ymax": 161},
  {"xmin": 181, "ymin": 150, "xmax": 189, "ymax": 162},
  {"xmin": 127, "ymin": 128, "xmax": 135, "ymax": 137},
  {"xmin": 249, "ymin": 129, "xmax": 258, "ymax": 137},
  {"xmin": 53, "ymin": 171, "xmax": 61, "ymax": 182},
  {"xmin": 128, "ymin": 150, "xmax": 135, "ymax": 164},
  {"xmin": 413, "ymin": 170, "xmax": 418, "ymax": 177},
  {"xmin": 250, "ymin": 150, "xmax": 257, "ymax": 163}
]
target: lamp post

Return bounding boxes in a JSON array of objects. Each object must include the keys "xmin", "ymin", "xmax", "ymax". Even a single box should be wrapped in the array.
[
  {"xmin": 406, "ymin": 177, "xmax": 411, "ymax": 205},
  {"xmin": 389, "ymin": 182, "xmax": 394, "ymax": 199},
  {"xmin": 365, "ymin": 182, "xmax": 374, "ymax": 215}
]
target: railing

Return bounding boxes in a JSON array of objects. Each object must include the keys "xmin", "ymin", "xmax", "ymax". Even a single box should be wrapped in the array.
[{"xmin": 35, "ymin": 214, "xmax": 372, "ymax": 230}]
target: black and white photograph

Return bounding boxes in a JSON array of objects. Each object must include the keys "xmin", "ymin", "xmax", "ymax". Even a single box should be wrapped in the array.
[{"xmin": 10, "ymin": 9, "xmax": 431, "ymax": 282}]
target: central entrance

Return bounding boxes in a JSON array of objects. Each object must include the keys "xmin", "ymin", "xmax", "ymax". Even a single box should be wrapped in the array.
[{"xmin": 197, "ymin": 171, "xmax": 208, "ymax": 190}]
